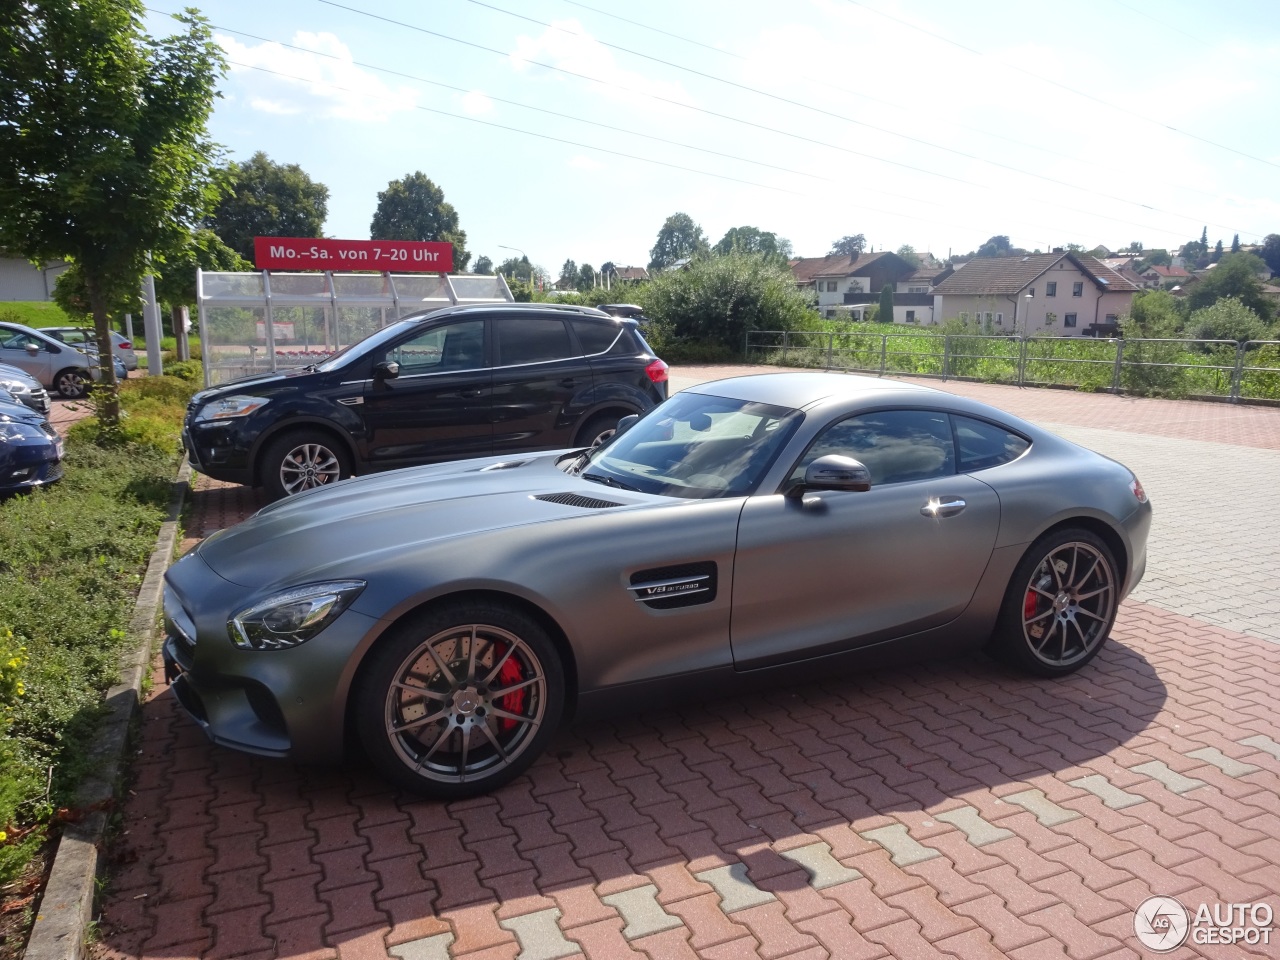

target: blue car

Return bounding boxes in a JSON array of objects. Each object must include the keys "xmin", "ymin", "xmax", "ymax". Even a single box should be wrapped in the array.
[{"xmin": 0, "ymin": 393, "xmax": 63, "ymax": 493}]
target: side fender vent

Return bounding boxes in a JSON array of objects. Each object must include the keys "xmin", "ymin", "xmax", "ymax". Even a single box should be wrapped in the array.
[
  {"xmin": 629, "ymin": 561, "xmax": 717, "ymax": 609},
  {"xmin": 534, "ymin": 492, "xmax": 623, "ymax": 509}
]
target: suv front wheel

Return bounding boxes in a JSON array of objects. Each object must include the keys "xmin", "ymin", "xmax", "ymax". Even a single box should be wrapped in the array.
[{"xmin": 261, "ymin": 429, "xmax": 352, "ymax": 500}]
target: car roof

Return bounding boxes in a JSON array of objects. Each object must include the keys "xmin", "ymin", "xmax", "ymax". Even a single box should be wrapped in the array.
[
  {"xmin": 405, "ymin": 302, "xmax": 616, "ymax": 323},
  {"xmin": 685, "ymin": 372, "xmax": 942, "ymax": 409}
]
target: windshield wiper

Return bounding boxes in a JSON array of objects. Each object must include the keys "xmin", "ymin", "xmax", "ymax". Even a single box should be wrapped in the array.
[{"xmin": 582, "ymin": 472, "xmax": 639, "ymax": 492}]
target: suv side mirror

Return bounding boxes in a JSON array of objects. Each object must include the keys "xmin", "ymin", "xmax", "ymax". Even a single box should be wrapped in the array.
[
  {"xmin": 373, "ymin": 360, "xmax": 400, "ymax": 380},
  {"xmin": 785, "ymin": 455, "xmax": 872, "ymax": 498}
]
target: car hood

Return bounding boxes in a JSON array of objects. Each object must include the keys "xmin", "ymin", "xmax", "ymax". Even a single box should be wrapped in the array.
[
  {"xmin": 0, "ymin": 397, "xmax": 48, "ymax": 425},
  {"xmin": 195, "ymin": 453, "xmax": 651, "ymax": 587},
  {"xmin": 0, "ymin": 364, "xmax": 42, "ymax": 391},
  {"xmin": 191, "ymin": 368, "xmax": 319, "ymax": 405}
]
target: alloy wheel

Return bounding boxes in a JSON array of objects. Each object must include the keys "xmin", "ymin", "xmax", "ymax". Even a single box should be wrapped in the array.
[
  {"xmin": 279, "ymin": 442, "xmax": 341, "ymax": 494},
  {"xmin": 1021, "ymin": 541, "xmax": 1116, "ymax": 668}
]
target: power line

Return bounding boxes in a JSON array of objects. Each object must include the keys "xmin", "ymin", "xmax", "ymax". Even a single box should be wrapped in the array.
[
  {"xmin": 309, "ymin": 0, "xmax": 1250, "ymax": 240},
  {"xmin": 839, "ymin": 0, "xmax": 1280, "ymax": 173}
]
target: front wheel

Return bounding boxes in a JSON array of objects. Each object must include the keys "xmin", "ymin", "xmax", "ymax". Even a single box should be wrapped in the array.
[
  {"xmin": 575, "ymin": 412, "xmax": 626, "ymax": 448},
  {"xmin": 261, "ymin": 429, "xmax": 351, "ymax": 500},
  {"xmin": 991, "ymin": 528, "xmax": 1119, "ymax": 677},
  {"xmin": 354, "ymin": 601, "xmax": 564, "ymax": 798},
  {"xmin": 54, "ymin": 368, "xmax": 89, "ymax": 399}
]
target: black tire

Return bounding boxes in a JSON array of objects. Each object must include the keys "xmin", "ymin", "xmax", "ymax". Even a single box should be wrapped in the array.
[
  {"xmin": 260, "ymin": 429, "xmax": 351, "ymax": 500},
  {"xmin": 991, "ymin": 528, "xmax": 1119, "ymax": 677},
  {"xmin": 353, "ymin": 600, "xmax": 565, "ymax": 799},
  {"xmin": 54, "ymin": 368, "xmax": 89, "ymax": 399},
  {"xmin": 575, "ymin": 411, "xmax": 626, "ymax": 448}
]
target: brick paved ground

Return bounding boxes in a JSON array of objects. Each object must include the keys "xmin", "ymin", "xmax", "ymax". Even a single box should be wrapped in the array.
[{"xmin": 92, "ymin": 371, "xmax": 1280, "ymax": 959}]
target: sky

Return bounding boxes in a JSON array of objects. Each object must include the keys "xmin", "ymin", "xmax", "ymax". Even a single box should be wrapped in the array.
[{"xmin": 143, "ymin": 0, "xmax": 1280, "ymax": 275}]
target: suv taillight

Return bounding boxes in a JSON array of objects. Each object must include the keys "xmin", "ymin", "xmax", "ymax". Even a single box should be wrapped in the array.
[{"xmin": 645, "ymin": 359, "xmax": 668, "ymax": 384}]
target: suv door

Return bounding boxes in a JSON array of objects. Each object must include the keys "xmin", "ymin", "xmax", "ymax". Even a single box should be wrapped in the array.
[
  {"xmin": 490, "ymin": 314, "xmax": 595, "ymax": 454},
  {"xmin": 359, "ymin": 318, "xmax": 493, "ymax": 468}
]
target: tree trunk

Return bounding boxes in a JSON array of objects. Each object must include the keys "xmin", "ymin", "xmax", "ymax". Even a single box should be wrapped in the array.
[{"xmin": 84, "ymin": 272, "xmax": 121, "ymax": 425}]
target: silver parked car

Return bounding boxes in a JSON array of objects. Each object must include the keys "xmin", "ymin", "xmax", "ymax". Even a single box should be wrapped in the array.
[
  {"xmin": 0, "ymin": 321, "xmax": 101, "ymax": 398},
  {"xmin": 42, "ymin": 326, "xmax": 138, "ymax": 372},
  {"xmin": 163, "ymin": 374, "xmax": 1151, "ymax": 798},
  {"xmin": 0, "ymin": 362, "xmax": 52, "ymax": 414}
]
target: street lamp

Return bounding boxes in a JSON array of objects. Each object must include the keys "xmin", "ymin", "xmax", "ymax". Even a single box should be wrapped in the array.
[{"xmin": 1021, "ymin": 291, "xmax": 1033, "ymax": 335}]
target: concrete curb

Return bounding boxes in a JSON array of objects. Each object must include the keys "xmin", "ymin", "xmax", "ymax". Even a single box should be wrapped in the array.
[{"xmin": 23, "ymin": 458, "xmax": 192, "ymax": 960}]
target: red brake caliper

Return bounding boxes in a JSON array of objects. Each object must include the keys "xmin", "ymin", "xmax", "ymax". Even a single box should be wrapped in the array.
[
  {"xmin": 493, "ymin": 644, "xmax": 527, "ymax": 733},
  {"xmin": 1023, "ymin": 589, "xmax": 1038, "ymax": 621}
]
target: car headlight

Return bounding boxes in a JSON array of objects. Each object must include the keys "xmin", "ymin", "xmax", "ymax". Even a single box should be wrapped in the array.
[
  {"xmin": 195, "ymin": 395, "xmax": 271, "ymax": 421},
  {"xmin": 0, "ymin": 421, "xmax": 45, "ymax": 442},
  {"xmin": 228, "ymin": 581, "xmax": 365, "ymax": 650},
  {"xmin": 0, "ymin": 380, "xmax": 28, "ymax": 395}
]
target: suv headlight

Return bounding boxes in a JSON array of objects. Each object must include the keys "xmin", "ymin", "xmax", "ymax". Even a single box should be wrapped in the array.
[
  {"xmin": 195, "ymin": 395, "xmax": 271, "ymax": 421},
  {"xmin": 0, "ymin": 421, "xmax": 45, "ymax": 442},
  {"xmin": 229, "ymin": 581, "xmax": 365, "ymax": 650}
]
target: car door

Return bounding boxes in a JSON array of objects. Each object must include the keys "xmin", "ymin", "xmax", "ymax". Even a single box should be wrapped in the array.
[
  {"xmin": 490, "ymin": 314, "xmax": 595, "ymax": 454},
  {"xmin": 0, "ymin": 327, "xmax": 54, "ymax": 387},
  {"xmin": 358, "ymin": 318, "xmax": 494, "ymax": 467},
  {"xmin": 730, "ymin": 409, "xmax": 1000, "ymax": 669}
]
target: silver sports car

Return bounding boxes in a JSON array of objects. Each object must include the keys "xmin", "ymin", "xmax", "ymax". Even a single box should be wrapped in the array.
[{"xmin": 163, "ymin": 373, "xmax": 1151, "ymax": 798}]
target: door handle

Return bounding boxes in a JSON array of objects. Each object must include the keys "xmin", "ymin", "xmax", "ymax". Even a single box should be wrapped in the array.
[
  {"xmin": 559, "ymin": 378, "xmax": 578, "ymax": 388},
  {"xmin": 459, "ymin": 388, "xmax": 485, "ymax": 398},
  {"xmin": 921, "ymin": 497, "xmax": 966, "ymax": 518}
]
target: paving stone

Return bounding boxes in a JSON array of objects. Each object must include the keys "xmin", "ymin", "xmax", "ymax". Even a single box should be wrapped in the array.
[
  {"xmin": 1000, "ymin": 789, "xmax": 1082, "ymax": 827},
  {"xmin": 693, "ymin": 863, "xmax": 777, "ymax": 913},
  {"xmin": 1130, "ymin": 759, "xmax": 1207, "ymax": 795},
  {"xmin": 600, "ymin": 884, "xmax": 683, "ymax": 940},
  {"xmin": 387, "ymin": 933, "xmax": 455, "ymax": 960},
  {"xmin": 497, "ymin": 908, "xmax": 581, "ymax": 960},
  {"xmin": 934, "ymin": 806, "xmax": 1014, "ymax": 847},
  {"xmin": 775, "ymin": 841, "xmax": 862, "ymax": 890},
  {"xmin": 1066, "ymin": 774, "xmax": 1145, "ymax": 809},
  {"xmin": 1239, "ymin": 734, "xmax": 1280, "ymax": 761},
  {"xmin": 858, "ymin": 825, "xmax": 940, "ymax": 867}
]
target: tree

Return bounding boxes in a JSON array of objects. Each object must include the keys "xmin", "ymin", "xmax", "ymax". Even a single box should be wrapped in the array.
[
  {"xmin": 1212, "ymin": 239, "xmax": 1223, "ymax": 263},
  {"xmin": 1186, "ymin": 252, "xmax": 1273, "ymax": 321},
  {"xmin": 0, "ymin": 2, "xmax": 225, "ymax": 425},
  {"xmin": 976, "ymin": 235, "xmax": 1016, "ymax": 258},
  {"xmin": 1141, "ymin": 248, "xmax": 1172, "ymax": 268},
  {"xmin": 713, "ymin": 225, "xmax": 782, "ymax": 258},
  {"xmin": 473, "ymin": 255, "xmax": 493, "ymax": 275},
  {"xmin": 829, "ymin": 234, "xmax": 866, "ymax": 257},
  {"xmin": 878, "ymin": 283, "xmax": 895, "ymax": 325},
  {"xmin": 895, "ymin": 244, "xmax": 921, "ymax": 268},
  {"xmin": 207, "ymin": 151, "xmax": 328, "ymax": 262},
  {"xmin": 1261, "ymin": 234, "xmax": 1280, "ymax": 277},
  {"xmin": 1186, "ymin": 298, "xmax": 1269, "ymax": 344},
  {"xmin": 369, "ymin": 172, "xmax": 470, "ymax": 270},
  {"xmin": 497, "ymin": 256, "xmax": 533, "ymax": 283},
  {"xmin": 649, "ymin": 213, "xmax": 707, "ymax": 270},
  {"xmin": 1231, "ymin": 234, "xmax": 1241, "ymax": 254},
  {"xmin": 558, "ymin": 259, "xmax": 578, "ymax": 289},
  {"xmin": 1127, "ymin": 241, "xmax": 1144, "ymax": 253},
  {"xmin": 577, "ymin": 263, "xmax": 596, "ymax": 291}
]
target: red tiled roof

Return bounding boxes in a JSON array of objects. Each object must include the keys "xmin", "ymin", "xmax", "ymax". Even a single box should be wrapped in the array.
[
  {"xmin": 1144, "ymin": 265, "xmax": 1191, "ymax": 278},
  {"xmin": 932, "ymin": 254, "xmax": 1139, "ymax": 295},
  {"xmin": 791, "ymin": 252, "xmax": 896, "ymax": 283}
]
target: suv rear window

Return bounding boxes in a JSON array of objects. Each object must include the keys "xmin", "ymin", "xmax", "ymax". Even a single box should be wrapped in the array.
[
  {"xmin": 496, "ymin": 316, "xmax": 574, "ymax": 366},
  {"xmin": 570, "ymin": 319, "xmax": 622, "ymax": 356}
]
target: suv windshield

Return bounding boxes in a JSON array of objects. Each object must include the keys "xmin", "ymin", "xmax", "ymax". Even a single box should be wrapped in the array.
[
  {"xmin": 573, "ymin": 392, "xmax": 801, "ymax": 499},
  {"xmin": 314, "ymin": 315, "xmax": 424, "ymax": 372}
]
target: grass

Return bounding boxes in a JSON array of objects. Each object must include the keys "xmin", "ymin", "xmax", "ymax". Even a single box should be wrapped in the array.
[
  {"xmin": 0, "ymin": 302, "xmax": 76, "ymax": 329},
  {"xmin": 0, "ymin": 376, "xmax": 194, "ymax": 888}
]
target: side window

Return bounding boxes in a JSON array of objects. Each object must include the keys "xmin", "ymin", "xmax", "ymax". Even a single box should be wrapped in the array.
[
  {"xmin": 953, "ymin": 415, "xmax": 1030, "ymax": 472},
  {"xmin": 384, "ymin": 319, "xmax": 485, "ymax": 375},
  {"xmin": 570, "ymin": 319, "xmax": 622, "ymax": 356},
  {"xmin": 792, "ymin": 410, "xmax": 955, "ymax": 486},
  {"xmin": 1, "ymin": 331, "xmax": 43, "ymax": 351},
  {"xmin": 495, "ymin": 316, "xmax": 574, "ymax": 366}
]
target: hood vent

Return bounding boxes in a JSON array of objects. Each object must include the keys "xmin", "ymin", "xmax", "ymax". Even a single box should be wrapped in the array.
[{"xmin": 534, "ymin": 492, "xmax": 623, "ymax": 509}]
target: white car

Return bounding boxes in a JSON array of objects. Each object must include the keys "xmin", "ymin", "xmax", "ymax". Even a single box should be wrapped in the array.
[
  {"xmin": 42, "ymin": 326, "xmax": 139, "ymax": 372},
  {"xmin": 0, "ymin": 321, "xmax": 101, "ymax": 398}
]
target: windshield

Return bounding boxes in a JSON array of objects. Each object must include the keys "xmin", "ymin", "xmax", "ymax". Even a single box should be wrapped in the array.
[
  {"xmin": 574, "ymin": 392, "xmax": 802, "ymax": 499},
  {"xmin": 313, "ymin": 315, "xmax": 425, "ymax": 372}
]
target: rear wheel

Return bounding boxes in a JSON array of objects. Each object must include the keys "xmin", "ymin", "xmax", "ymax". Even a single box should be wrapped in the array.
[
  {"xmin": 575, "ymin": 412, "xmax": 626, "ymax": 448},
  {"xmin": 991, "ymin": 528, "xmax": 1118, "ymax": 677},
  {"xmin": 54, "ymin": 368, "xmax": 89, "ymax": 399},
  {"xmin": 354, "ymin": 601, "xmax": 564, "ymax": 798},
  {"xmin": 261, "ymin": 429, "xmax": 351, "ymax": 500}
]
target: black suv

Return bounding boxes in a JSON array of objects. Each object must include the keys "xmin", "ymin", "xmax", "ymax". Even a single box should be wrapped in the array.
[{"xmin": 184, "ymin": 303, "xmax": 669, "ymax": 499}]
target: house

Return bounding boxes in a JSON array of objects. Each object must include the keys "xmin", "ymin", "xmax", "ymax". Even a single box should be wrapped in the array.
[
  {"xmin": 0, "ymin": 255, "xmax": 70, "ymax": 301},
  {"xmin": 790, "ymin": 252, "xmax": 918, "ymax": 320},
  {"xmin": 1140, "ymin": 264, "xmax": 1192, "ymax": 289},
  {"xmin": 610, "ymin": 266, "xmax": 650, "ymax": 282},
  {"xmin": 931, "ymin": 252, "xmax": 1140, "ymax": 337}
]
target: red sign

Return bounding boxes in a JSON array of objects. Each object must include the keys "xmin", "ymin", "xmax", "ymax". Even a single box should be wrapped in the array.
[{"xmin": 253, "ymin": 237, "xmax": 454, "ymax": 272}]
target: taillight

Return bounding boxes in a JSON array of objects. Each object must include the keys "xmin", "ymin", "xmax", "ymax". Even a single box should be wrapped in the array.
[
  {"xmin": 645, "ymin": 358, "xmax": 668, "ymax": 384},
  {"xmin": 118, "ymin": 341, "xmax": 131, "ymax": 349},
  {"xmin": 1130, "ymin": 477, "xmax": 1147, "ymax": 503}
]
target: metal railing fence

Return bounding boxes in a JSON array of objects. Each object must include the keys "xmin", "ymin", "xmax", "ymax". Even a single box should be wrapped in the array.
[{"xmin": 745, "ymin": 331, "xmax": 1280, "ymax": 403}]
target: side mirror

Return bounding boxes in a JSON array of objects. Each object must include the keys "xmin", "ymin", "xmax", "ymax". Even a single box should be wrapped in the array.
[
  {"xmin": 25, "ymin": 343, "xmax": 40, "ymax": 357},
  {"xmin": 373, "ymin": 360, "xmax": 400, "ymax": 380},
  {"xmin": 615, "ymin": 414, "xmax": 639, "ymax": 436},
  {"xmin": 786, "ymin": 455, "xmax": 872, "ymax": 498}
]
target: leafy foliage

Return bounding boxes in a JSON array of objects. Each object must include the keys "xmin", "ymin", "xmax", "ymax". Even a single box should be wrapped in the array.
[
  {"xmin": 1185, "ymin": 298, "xmax": 1270, "ymax": 344},
  {"xmin": 649, "ymin": 213, "xmax": 708, "ymax": 271},
  {"xmin": 207, "ymin": 151, "xmax": 329, "ymax": 262},
  {"xmin": 472, "ymin": 255, "xmax": 493, "ymax": 275},
  {"xmin": 1185, "ymin": 253, "xmax": 1273, "ymax": 322},
  {"xmin": 878, "ymin": 284, "xmax": 895, "ymax": 325},
  {"xmin": 369, "ymin": 172, "xmax": 470, "ymax": 270},
  {"xmin": 895, "ymin": 244, "xmax": 921, "ymax": 268},
  {"xmin": 1261, "ymin": 234, "xmax": 1280, "ymax": 277},
  {"xmin": 713, "ymin": 226, "xmax": 787, "ymax": 259},
  {"xmin": 829, "ymin": 234, "xmax": 866, "ymax": 257}
]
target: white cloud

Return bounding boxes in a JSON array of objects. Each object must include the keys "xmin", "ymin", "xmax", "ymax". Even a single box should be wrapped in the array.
[
  {"xmin": 459, "ymin": 90, "xmax": 494, "ymax": 116},
  {"xmin": 218, "ymin": 32, "xmax": 417, "ymax": 122},
  {"xmin": 509, "ymin": 19, "xmax": 695, "ymax": 113},
  {"xmin": 569, "ymin": 155, "xmax": 604, "ymax": 172}
]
